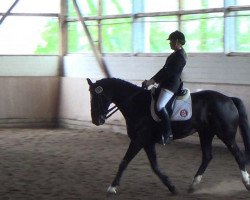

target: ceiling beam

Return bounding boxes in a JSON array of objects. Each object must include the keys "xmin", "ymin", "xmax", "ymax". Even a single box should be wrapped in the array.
[
  {"xmin": 72, "ymin": 0, "xmax": 111, "ymax": 78},
  {"xmin": 0, "ymin": 0, "xmax": 20, "ymax": 25}
]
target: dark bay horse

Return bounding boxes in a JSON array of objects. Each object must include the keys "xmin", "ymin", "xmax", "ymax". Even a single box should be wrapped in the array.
[{"xmin": 87, "ymin": 77, "xmax": 250, "ymax": 195}]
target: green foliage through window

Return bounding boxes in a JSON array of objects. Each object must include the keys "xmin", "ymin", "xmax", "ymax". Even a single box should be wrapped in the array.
[
  {"xmin": 35, "ymin": 19, "xmax": 59, "ymax": 54},
  {"xmin": 33, "ymin": 0, "xmax": 250, "ymax": 54},
  {"xmin": 102, "ymin": 19, "xmax": 132, "ymax": 53},
  {"xmin": 236, "ymin": 11, "xmax": 250, "ymax": 52}
]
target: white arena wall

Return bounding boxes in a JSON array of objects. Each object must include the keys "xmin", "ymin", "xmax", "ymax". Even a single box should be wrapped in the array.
[
  {"xmin": 0, "ymin": 54, "xmax": 250, "ymax": 139},
  {"xmin": 0, "ymin": 56, "xmax": 60, "ymax": 127}
]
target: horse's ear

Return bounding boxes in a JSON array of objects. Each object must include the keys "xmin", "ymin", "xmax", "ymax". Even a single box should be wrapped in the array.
[{"xmin": 87, "ymin": 78, "xmax": 93, "ymax": 86}]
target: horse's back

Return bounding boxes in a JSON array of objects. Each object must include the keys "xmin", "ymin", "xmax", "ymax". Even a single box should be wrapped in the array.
[
  {"xmin": 191, "ymin": 89, "xmax": 229, "ymax": 99},
  {"xmin": 191, "ymin": 90, "xmax": 235, "ymax": 107},
  {"xmin": 191, "ymin": 90, "xmax": 239, "ymax": 131}
]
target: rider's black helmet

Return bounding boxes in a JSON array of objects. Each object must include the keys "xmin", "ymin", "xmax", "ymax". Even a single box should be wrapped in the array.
[{"xmin": 167, "ymin": 30, "xmax": 186, "ymax": 45}]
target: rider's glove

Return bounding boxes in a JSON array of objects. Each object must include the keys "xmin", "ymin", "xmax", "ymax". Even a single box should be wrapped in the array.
[{"xmin": 142, "ymin": 79, "xmax": 155, "ymax": 89}]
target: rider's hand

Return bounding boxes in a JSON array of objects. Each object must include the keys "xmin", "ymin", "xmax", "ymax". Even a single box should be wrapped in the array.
[
  {"xmin": 142, "ymin": 80, "xmax": 148, "ymax": 88},
  {"xmin": 142, "ymin": 79, "xmax": 155, "ymax": 89}
]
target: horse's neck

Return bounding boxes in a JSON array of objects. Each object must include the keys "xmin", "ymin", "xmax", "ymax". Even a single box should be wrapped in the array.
[
  {"xmin": 111, "ymin": 85, "xmax": 139, "ymax": 113},
  {"xmin": 111, "ymin": 85, "xmax": 148, "ymax": 122},
  {"xmin": 111, "ymin": 87, "xmax": 137, "ymax": 105}
]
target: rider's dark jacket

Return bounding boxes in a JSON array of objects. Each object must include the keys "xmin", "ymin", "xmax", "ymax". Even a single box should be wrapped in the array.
[{"xmin": 151, "ymin": 48, "xmax": 187, "ymax": 93}]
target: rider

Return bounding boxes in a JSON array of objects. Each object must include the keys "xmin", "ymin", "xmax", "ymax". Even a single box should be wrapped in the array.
[{"xmin": 143, "ymin": 30, "xmax": 187, "ymax": 145}]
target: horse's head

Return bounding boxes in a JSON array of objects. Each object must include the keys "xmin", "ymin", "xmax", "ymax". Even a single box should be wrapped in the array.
[{"xmin": 87, "ymin": 78, "xmax": 112, "ymax": 126}]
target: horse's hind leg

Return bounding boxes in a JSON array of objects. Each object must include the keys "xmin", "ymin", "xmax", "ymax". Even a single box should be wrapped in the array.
[
  {"xmin": 222, "ymin": 139, "xmax": 250, "ymax": 191},
  {"xmin": 144, "ymin": 144, "xmax": 178, "ymax": 195},
  {"xmin": 188, "ymin": 132, "xmax": 214, "ymax": 193},
  {"xmin": 107, "ymin": 140, "xmax": 142, "ymax": 194}
]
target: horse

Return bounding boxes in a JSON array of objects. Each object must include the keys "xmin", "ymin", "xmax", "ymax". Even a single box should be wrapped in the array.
[{"xmin": 87, "ymin": 77, "xmax": 250, "ymax": 195}]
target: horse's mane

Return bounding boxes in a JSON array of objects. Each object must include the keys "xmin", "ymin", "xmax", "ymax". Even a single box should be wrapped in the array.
[{"xmin": 96, "ymin": 78, "xmax": 142, "ymax": 93}]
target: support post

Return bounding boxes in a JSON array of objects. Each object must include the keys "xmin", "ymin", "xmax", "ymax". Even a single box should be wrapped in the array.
[
  {"xmin": 178, "ymin": 0, "xmax": 183, "ymax": 31},
  {"xmin": 224, "ymin": 0, "xmax": 236, "ymax": 54},
  {"xmin": 59, "ymin": 0, "xmax": 68, "ymax": 76},
  {"xmin": 97, "ymin": 0, "xmax": 103, "ymax": 52},
  {"xmin": 0, "ymin": 0, "xmax": 20, "ymax": 25},
  {"xmin": 132, "ymin": 0, "xmax": 145, "ymax": 53},
  {"xmin": 72, "ymin": 0, "xmax": 111, "ymax": 78}
]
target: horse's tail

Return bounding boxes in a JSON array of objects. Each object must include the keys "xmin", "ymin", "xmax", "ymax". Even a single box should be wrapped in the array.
[{"xmin": 231, "ymin": 97, "xmax": 250, "ymax": 164}]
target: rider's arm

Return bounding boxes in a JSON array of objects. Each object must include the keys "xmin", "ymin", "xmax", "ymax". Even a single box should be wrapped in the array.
[{"xmin": 151, "ymin": 67, "xmax": 167, "ymax": 84}]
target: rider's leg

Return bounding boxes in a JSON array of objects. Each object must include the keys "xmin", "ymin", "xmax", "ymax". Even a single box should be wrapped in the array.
[{"xmin": 156, "ymin": 89, "xmax": 174, "ymax": 145}]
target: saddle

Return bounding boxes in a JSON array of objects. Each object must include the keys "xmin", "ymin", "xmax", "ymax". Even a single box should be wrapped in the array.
[{"xmin": 150, "ymin": 86, "xmax": 192, "ymax": 122}]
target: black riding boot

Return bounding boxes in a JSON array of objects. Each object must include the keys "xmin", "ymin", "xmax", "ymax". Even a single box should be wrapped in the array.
[{"xmin": 159, "ymin": 108, "xmax": 173, "ymax": 145}]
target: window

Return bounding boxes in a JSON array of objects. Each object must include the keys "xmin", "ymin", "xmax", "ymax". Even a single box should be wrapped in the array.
[
  {"xmin": 68, "ymin": 21, "xmax": 98, "ymax": 53},
  {"xmin": 102, "ymin": 0, "xmax": 132, "ymax": 15},
  {"xmin": 68, "ymin": 0, "xmax": 98, "ymax": 17},
  {"xmin": 237, "ymin": 0, "xmax": 250, "ymax": 6},
  {"xmin": 1, "ymin": 0, "xmax": 249, "ymax": 54},
  {"xmin": 0, "ymin": 0, "xmax": 59, "ymax": 55},
  {"xmin": 12, "ymin": 0, "xmax": 60, "ymax": 13},
  {"xmin": 0, "ymin": 17, "xmax": 59, "ymax": 55},
  {"xmin": 102, "ymin": 19, "xmax": 132, "ymax": 53},
  {"xmin": 66, "ymin": 0, "xmax": 250, "ymax": 54},
  {"xmin": 182, "ymin": 13, "xmax": 224, "ymax": 52},
  {"xmin": 182, "ymin": 0, "xmax": 223, "ymax": 10},
  {"xmin": 144, "ymin": 17, "xmax": 178, "ymax": 53},
  {"xmin": 145, "ymin": 0, "xmax": 178, "ymax": 12},
  {"xmin": 235, "ymin": 11, "xmax": 250, "ymax": 52}
]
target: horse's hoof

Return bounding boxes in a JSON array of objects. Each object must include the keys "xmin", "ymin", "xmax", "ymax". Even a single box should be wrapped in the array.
[
  {"xmin": 169, "ymin": 186, "xmax": 178, "ymax": 195},
  {"xmin": 247, "ymin": 186, "xmax": 250, "ymax": 191},
  {"xmin": 171, "ymin": 190, "xmax": 178, "ymax": 196},
  {"xmin": 241, "ymin": 171, "xmax": 250, "ymax": 191},
  {"xmin": 244, "ymin": 184, "xmax": 250, "ymax": 191},
  {"xmin": 187, "ymin": 186, "xmax": 195, "ymax": 193},
  {"xmin": 189, "ymin": 175, "xmax": 202, "ymax": 193},
  {"xmin": 107, "ymin": 186, "xmax": 118, "ymax": 195}
]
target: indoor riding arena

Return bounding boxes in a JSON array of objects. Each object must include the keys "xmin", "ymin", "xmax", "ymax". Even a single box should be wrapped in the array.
[{"xmin": 0, "ymin": 0, "xmax": 250, "ymax": 200}]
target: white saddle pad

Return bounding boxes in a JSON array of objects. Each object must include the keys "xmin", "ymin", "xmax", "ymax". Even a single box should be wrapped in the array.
[{"xmin": 150, "ymin": 88, "xmax": 192, "ymax": 122}]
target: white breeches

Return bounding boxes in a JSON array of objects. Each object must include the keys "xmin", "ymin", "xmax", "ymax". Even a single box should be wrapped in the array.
[{"xmin": 156, "ymin": 89, "xmax": 174, "ymax": 111}]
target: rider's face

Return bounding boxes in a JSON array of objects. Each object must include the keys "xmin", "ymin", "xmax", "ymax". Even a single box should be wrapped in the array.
[
  {"xmin": 169, "ymin": 40, "xmax": 176, "ymax": 50},
  {"xmin": 169, "ymin": 40, "xmax": 182, "ymax": 51}
]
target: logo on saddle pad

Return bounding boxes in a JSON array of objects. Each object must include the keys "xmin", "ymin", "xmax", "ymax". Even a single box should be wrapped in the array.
[
  {"xmin": 180, "ymin": 109, "xmax": 188, "ymax": 117},
  {"xmin": 150, "ymin": 88, "xmax": 192, "ymax": 122}
]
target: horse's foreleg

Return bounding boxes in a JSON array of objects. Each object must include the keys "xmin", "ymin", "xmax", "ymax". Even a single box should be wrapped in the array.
[
  {"xmin": 107, "ymin": 141, "xmax": 142, "ymax": 194},
  {"xmin": 188, "ymin": 133, "xmax": 214, "ymax": 193},
  {"xmin": 144, "ymin": 144, "xmax": 177, "ymax": 195}
]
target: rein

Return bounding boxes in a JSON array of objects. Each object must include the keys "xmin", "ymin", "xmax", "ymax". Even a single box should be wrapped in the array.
[
  {"xmin": 105, "ymin": 105, "xmax": 119, "ymax": 119},
  {"xmin": 104, "ymin": 88, "xmax": 144, "ymax": 119}
]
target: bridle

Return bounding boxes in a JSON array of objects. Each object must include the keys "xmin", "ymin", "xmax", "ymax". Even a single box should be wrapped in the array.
[
  {"xmin": 105, "ymin": 104, "xmax": 119, "ymax": 119},
  {"xmin": 93, "ymin": 86, "xmax": 144, "ymax": 120}
]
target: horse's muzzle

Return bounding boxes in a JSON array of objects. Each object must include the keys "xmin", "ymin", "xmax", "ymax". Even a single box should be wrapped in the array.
[{"xmin": 92, "ymin": 115, "xmax": 105, "ymax": 126}]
